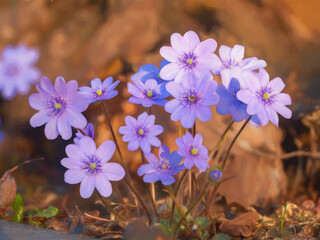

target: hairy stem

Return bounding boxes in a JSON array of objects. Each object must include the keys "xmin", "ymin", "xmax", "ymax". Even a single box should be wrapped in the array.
[{"xmin": 221, "ymin": 116, "xmax": 251, "ymax": 170}]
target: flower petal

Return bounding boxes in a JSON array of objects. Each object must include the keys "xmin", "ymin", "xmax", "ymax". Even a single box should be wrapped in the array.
[
  {"xmin": 96, "ymin": 140, "xmax": 115, "ymax": 162},
  {"xmin": 80, "ymin": 175, "xmax": 95, "ymax": 198},
  {"xmin": 160, "ymin": 63, "xmax": 180, "ymax": 80},
  {"xmin": 64, "ymin": 169, "xmax": 85, "ymax": 184},
  {"xmin": 95, "ymin": 174, "xmax": 112, "ymax": 197},
  {"xmin": 194, "ymin": 39, "xmax": 217, "ymax": 56},
  {"xmin": 44, "ymin": 117, "xmax": 59, "ymax": 140},
  {"xmin": 103, "ymin": 163, "xmax": 125, "ymax": 181}
]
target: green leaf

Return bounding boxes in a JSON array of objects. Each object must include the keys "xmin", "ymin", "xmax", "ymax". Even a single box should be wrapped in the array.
[
  {"xmin": 12, "ymin": 193, "xmax": 24, "ymax": 223},
  {"xmin": 33, "ymin": 206, "xmax": 59, "ymax": 219}
]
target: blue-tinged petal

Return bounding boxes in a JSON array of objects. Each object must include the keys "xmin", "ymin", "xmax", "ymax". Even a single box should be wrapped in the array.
[
  {"xmin": 230, "ymin": 45, "xmax": 245, "ymax": 64},
  {"xmin": 165, "ymin": 99, "xmax": 181, "ymax": 113},
  {"xmin": 80, "ymin": 175, "xmax": 95, "ymax": 198},
  {"xmin": 64, "ymin": 169, "xmax": 85, "ymax": 184},
  {"xmin": 196, "ymin": 105, "xmax": 212, "ymax": 122},
  {"xmin": 139, "ymin": 64, "xmax": 159, "ymax": 74},
  {"xmin": 44, "ymin": 117, "xmax": 58, "ymax": 140},
  {"xmin": 171, "ymin": 105, "xmax": 187, "ymax": 121},
  {"xmin": 30, "ymin": 110, "xmax": 51, "ymax": 127},
  {"xmin": 137, "ymin": 112, "xmax": 149, "ymax": 125},
  {"xmin": 61, "ymin": 157, "xmax": 82, "ymax": 169},
  {"xmin": 96, "ymin": 140, "xmax": 115, "ymax": 162},
  {"xmin": 95, "ymin": 174, "xmax": 112, "ymax": 197},
  {"xmin": 65, "ymin": 109, "xmax": 87, "ymax": 129},
  {"xmin": 103, "ymin": 163, "xmax": 125, "ymax": 181},
  {"xmin": 159, "ymin": 174, "xmax": 176, "ymax": 185},
  {"xmin": 229, "ymin": 103, "xmax": 248, "ymax": 122},
  {"xmin": 219, "ymin": 45, "xmax": 231, "ymax": 62},
  {"xmin": 268, "ymin": 77, "xmax": 285, "ymax": 94},
  {"xmin": 78, "ymin": 136, "xmax": 96, "ymax": 156},
  {"xmin": 143, "ymin": 172, "xmax": 161, "ymax": 183},
  {"xmin": 147, "ymin": 136, "xmax": 161, "ymax": 147},
  {"xmin": 160, "ymin": 46, "xmax": 179, "ymax": 63},
  {"xmin": 160, "ymin": 62, "xmax": 180, "ymax": 80},
  {"xmin": 137, "ymin": 164, "xmax": 157, "ymax": 176},
  {"xmin": 171, "ymin": 33, "xmax": 189, "ymax": 53},
  {"xmin": 57, "ymin": 116, "xmax": 72, "ymax": 140},
  {"xmin": 54, "ymin": 76, "xmax": 68, "ymax": 97},
  {"xmin": 183, "ymin": 157, "xmax": 194, "ymax": 169},
  {"xmin": 194, "ymin": 159, "xmax": 210, "ymax": 172},
  {"xmin": 271, "ymin": 102, "xmax": 292, "ymax": 119},
  {"xmin": 127, "ymin": 140, "xmax": 139, "ymax": 151},
  {"xmin": 124, "ymin": 115, "xmax": 137, "ymax": 127},
  {"xmin": 159, "ymin": 60, "xmax": 170, "ymax": 70},
  {"xmin": 194, "ymin": 39, "xmax": 217, "ymax": 56},
  {"xmin": 144, "ymin": 152, "xmax": 158, "ymax": 165},
  {"xmin": 140, "ymin": 139, "xmax": 151, "ymax": 153},
  {"xmin": 90, "ymin": 78, "xmax": 102, "ymax": 90},
  {"xmin": 65, "ymin": 144, "xmax": 86, "ymax": 161}
]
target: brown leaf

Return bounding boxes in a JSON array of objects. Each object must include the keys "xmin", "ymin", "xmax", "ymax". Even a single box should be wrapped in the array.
[
  {"xmin": 218, "ymin": 211, "xmax": 259, "ymax": 238},
  {"xmin": 0, "ymin": 172, "xmax": 17, "ymax": 209},
  {"xmin": 123, "ymin": 219, "xmax": 167, "ymax": 240}
]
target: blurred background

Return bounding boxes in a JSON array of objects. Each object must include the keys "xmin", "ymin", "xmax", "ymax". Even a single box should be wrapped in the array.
[{"xmin": 0, "ymin": 0, "xmax": 320, "ymax": 214}]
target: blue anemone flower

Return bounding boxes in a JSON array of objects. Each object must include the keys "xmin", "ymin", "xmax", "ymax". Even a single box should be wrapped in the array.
[{"xmin": 137, "ymin": 145, "xmax": 185, "ymax": 185}]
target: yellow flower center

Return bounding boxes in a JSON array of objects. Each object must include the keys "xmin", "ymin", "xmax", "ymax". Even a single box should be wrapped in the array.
[
  {"xmin": 96, "ymin": 89, "xmax": 102, "ymax": 96},
  {"xmin": 186, "ymin": 59, "xmax": 193, "ymax": 64},
  {"xmin": 54, "ymin": 103, "xmax": 62, "ymax": 109},
  {"xmin": 147, "ymin": 90, "xmax": 153, "ymax": 97},
  {"xmin": 191, "ymin": 148, "xmax": 198, "ymax": 155},
  {"xmin": 138, "ymin": 129, "xmax": 144, "ymax": 135},
  {"xmin": 188, "ymin": 95, "xmax": 197, "ymax": 102},
  {"xmin": 162, "ymin": 163, "xmax": 168, "ymax": 169},
  {"xmin": 263, "ymin": 93, "xmax": 270, "ymax": 100},
  {"xmin": 89, "ymin": 163, "xmax": 96, "ymax": 170}
]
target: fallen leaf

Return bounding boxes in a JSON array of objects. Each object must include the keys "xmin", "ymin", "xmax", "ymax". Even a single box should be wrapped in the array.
[
  {"xmin": 0, "ymin": 172, "xmax": 17, "ymax": 209},
  {"xmin": 218, "ymin": 211, "xmax": 259, "ymax": 238}
]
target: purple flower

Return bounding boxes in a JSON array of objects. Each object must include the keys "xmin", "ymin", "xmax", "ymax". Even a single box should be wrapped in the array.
[
  {"xmin": 79, "ymin": 77, "xmax": 120, "ymax": 104},
  {"xmin": 118, "ymin": 112, "xmax": 163, "ymax": 153},
  {"xmin": 128, "ymin": 79, "xmax": 169, "ymax": 107},
  {"xmin": 131, "ymin": 60, "xmax": 171, "ymax": 84},
  {"xmin": 74, "ymin": 123, "xmax": 94, "ymax": 144},
  {"xmin": 212, "ymin": 45, "xmax": 266, "ymax": 75},
  {"xmin": 29, "ymin": 76, "xmax": 89, "ymax": 140},
  {"xmin": 208, "ymin": 168, "xmax": 222, "ymax": 182},
  {"xmin": 61, "ymin": 136, "xmax": 125, "ymax": 198},
  {"xmin": 165, "ymin": 73, "xmax": 219, "ymax": 128},
  {"xmin": 237, "ymin": 69, "xmax": 292, "ymax": 126},
  {"xmin": 175, "ymin": 132, "xmax": 210, "ymax": 172},
  {"xmin": 216, "ymin": 69, "xmax": 261, "ymax": 126},
  {"xmin": 0, "ymin": 45, "xmax": 40, "ymax": 100},
  {"xmin": 159, "ymin": 31, "xmax": 218, "ymax": 83},
  {"xmin": 137, "ymin": 145, "xmax": 185, "ymax": 185}
]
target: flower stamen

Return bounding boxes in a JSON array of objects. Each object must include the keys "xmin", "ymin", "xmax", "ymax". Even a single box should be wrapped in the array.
[
  {"xmin": 138, "ymin": 129, "xmax": 144, "ymax": 135},
  {"xmin": 96, "ymin": 89, "xmax": 102, "ymax": 96},
  {"xmin": 54, "ymin": 103, "xmax": 62, "ymax": 109},
  {"xmin": 191, "ymin": 148, "xmax": 198, "ymax": 155},
  {"xmin": 263, "ymin": 93, "xmax": 270, "ymax": 100},
  {"xmin": 147, "ymin": 90, "xmax": 153, "ymax": 97},
  {"xmin": 89, "ymin": 163, "xmax": 96, "ymax": 170}
]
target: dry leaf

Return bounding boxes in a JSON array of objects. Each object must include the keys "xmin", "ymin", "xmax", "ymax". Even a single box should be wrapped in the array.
[
  {"xmin": 0, "ymin": 172, "xmax": 17, "ymax": 209},
  {"xmin": 218, "ymin": 211, "xmax": 259, "ymax": 238}
]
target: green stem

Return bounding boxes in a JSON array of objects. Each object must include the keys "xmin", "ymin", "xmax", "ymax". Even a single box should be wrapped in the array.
[
  {"xmin": 174, "ymin": 182, "xmax": 210, "ymax": 235},
  {"xmin": 221, "ymin": 116, "xmax": 251, "ymax": 170},
  {"xmin": 101, "ymin": 101, "xmax": 152, "ymax": 225},
  {"xmin": 280, "ymin": 201, "xmax": 288, "ymax": 234},
  {"xmin": 96, "ymin": 191, "xmax": 126, "ymax": 221}
]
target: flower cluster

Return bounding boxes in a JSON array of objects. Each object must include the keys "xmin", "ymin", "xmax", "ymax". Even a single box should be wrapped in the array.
[
  {"xmin": 24, "ymin": 29, "xmax": 293, "ymax": 205},
  {"xmin": 0, "ymin": 45, "xmax": 41, "ymax": 100}
]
